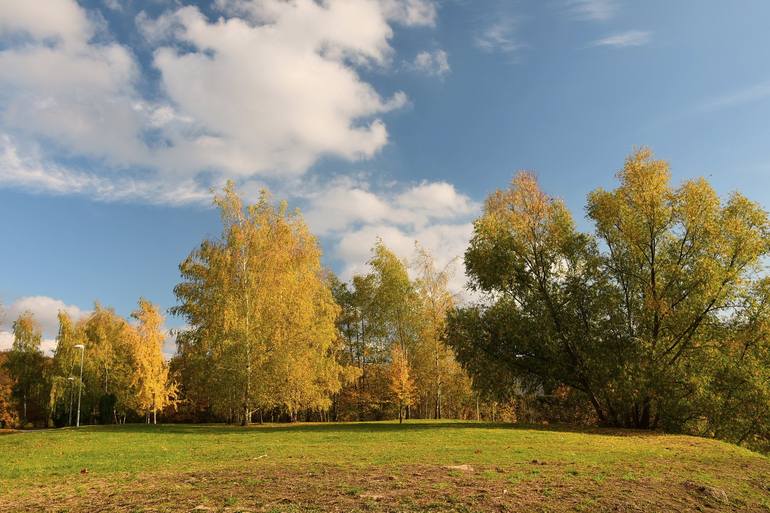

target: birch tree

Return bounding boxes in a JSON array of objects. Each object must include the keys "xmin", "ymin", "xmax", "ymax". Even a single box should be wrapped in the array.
[
  {"xmin": 173, "ymin": 182, "xmax": 353, "ymax": 423},
  {"xmin": 131, "ymin": 299, "xmax": 176, "ymax": 424},
  {"xmin": 5, "ymin": 312, "xmax": 44, "ymax": 423},
  {"xmin": 389, "ymin": 344, "xmax": 414, "ymax": 423},
  {"xmin": 412, "ymin": 245, "xmax": 472, "ymax": 419}
]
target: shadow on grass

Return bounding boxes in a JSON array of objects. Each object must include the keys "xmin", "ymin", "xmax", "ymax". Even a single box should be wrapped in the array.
[{"xmin": 78, "ymin": 421, "xmax": 665, "ymax": 438}]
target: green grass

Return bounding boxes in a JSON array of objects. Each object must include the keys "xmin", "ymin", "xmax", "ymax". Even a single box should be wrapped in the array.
[{"xmin": 1, "ymin": 421, "xmax": 769, "ymax": 512}]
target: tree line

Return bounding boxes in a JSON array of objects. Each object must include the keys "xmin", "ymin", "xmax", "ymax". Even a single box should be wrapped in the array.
[
  {"xmin": 1, "ymin": 149, "xmax": 768, "ymax": 451},
  {"xmin": 0, "ymin": 300, "xmax": 174, "ymax": 428}
]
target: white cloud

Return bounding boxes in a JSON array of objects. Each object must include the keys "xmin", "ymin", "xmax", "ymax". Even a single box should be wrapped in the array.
[
  {"xmin": 565, "ymin": 0, "xmax": 617, "ymax": 21},
  {"xmin": 0, "ymin": 135, "xmax": 212, "ymax": 206},
  {"xmin": 301, "ymin": 176, "xmax": 477, "ymax": 234},
  {"xmin": 336, "ymin": 222, "xmax": 473, "ymax": 296},
  {"xmin": 0, "ymin": 296, "xmax": 89, "ymax": 355},
  {"xmin": 3, "ymin": 296, "xmax": 88, "ymax": 338},
  {"xmin": 0, "ymin": 0, "xmax": 430, "ymax": 203},
  {"xmin": 299, "ymin": 177, "xmax": 478, "ymax": 296},
  {"xmin": 0, "ymin": 331, "xmax": 56, "ymax": 355},
  {"xmin": 409, "ymin": 49, "xmax": 450, "ymax": 77},
  {"xmin": 0, "ymin": 331, "xmax": 12, "ymax": 352},
  {"xmin": 215, "ymin": 0, "xmax": 437, "ymax": 28},
  {"xmin": 0, "ymin": 0, "xmax": 476, "ymax": 301},
  {"xmin": 144, "ymin": 3, "xmax": 408, "ymax": 177},
  {"xmin": 591, "ymin": 30, "xmax": 651, "ymax": 48},
  {"xmin": 475, "ymin": 18, "xmax": 522, "ymax": 54},
  {"xmin": 0, "ymin": 4, "xmax": 144, "ymax": 168},
  {"xmin": 103, "ymin": 0, "xmax": 123, "ymax": 12},
  {"xmin": 0, "ymin": 0, "xmax": 93, "ymax": 46},
  {"xmin": 379, "ymin": 0, "xmax": 437, "ymax": 27}
]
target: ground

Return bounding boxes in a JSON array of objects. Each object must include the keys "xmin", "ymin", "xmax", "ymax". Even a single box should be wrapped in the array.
[{"xmin": 0, "ymin": 421, "xmax": 768, "ymax": 512}]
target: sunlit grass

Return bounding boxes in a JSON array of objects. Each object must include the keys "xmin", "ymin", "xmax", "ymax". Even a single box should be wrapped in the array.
[{"xmin": 1, "ymin": 421, "xmax": 768, "ymax": 512}]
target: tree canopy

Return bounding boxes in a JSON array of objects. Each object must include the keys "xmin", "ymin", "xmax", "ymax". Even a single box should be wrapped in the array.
[
  {"xmin": 447, "ymin": 149, "xmax": 770, "ymax": 448},
  {"xmin": 172, "ymin": 182, "xmax": 353, "ymax": 423}
]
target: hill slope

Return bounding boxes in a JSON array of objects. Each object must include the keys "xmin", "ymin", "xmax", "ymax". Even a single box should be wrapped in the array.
[{"xmin": 1, "ymin": 422, "xmax": 768, "ymax": 512}]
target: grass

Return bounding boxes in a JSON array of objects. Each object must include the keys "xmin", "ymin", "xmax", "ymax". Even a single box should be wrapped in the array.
[{"xmin": 1, "ymin": 420, "xmax": 769, "ymax": 512}]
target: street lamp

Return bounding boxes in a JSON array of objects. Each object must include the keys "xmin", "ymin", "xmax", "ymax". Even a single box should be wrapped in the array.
[
  {"xmin": 74, "ymin": 344, "xmax": 85, "ymax": 427},
  {"xmin": 67, "ymin": 376, "xmax": 75, "ymax": 426}
]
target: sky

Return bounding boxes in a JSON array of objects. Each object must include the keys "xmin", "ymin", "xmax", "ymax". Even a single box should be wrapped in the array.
[{"xmin": 2, "ymin": 0, "xmax": 770, "ymax": 354}]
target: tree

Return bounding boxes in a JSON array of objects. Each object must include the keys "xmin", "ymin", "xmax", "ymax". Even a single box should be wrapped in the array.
[
  {"xmin": 5, "ymin": 312, "xmax": 45, "ymax": 424},
  {"xmin": 412, "ymin": 245, "xmax": 473, "ymax": 419},
  {"xmin": 50, "ymin": 311, "xmax": 81, "ymax": 426},
  {"xmin": 331, "ymin": 241, "xmax": 428, "ymax": 420},
  {"xmin": 173, "ymin": 182, "xmax": 354, "ymax": 423},
  {"xmin": 75, "ymin": 304, "xmax": 143, "ymax": 424},
  {"xmin": 131, "ymin": 298, "xmax": 176, "ymax": 424},
  {"xmin": 370, "ymin": 241, "xmax": 422, "ymax": 354},
  {"xmin": 0, "ymin": 353, "xmax": 18, "ymax": 428},
  {"xmin": 447, "ymin": 149, "xmax": 770, "ymax": 443},
  {"xmin": 389, "ymin": 344, "xmax": 414, "ymax": 423}
]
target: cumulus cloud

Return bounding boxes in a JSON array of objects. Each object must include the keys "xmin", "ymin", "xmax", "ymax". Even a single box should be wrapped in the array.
[
  {"xmin": 409, "ymin": 49, "xmax": 450, "ymax": 77},
  {"xmin": 143, "ymin": 3, "xmax": 407, "ymax": 176},
  {"xmin": 0, "ymin": 296, "xmax": 89, "ymax": 355},
  {"xmin": 0, "ymin": 0, "xmax": 477, "ymax": 303},
  {"xmin": 0, "ymin": 1, "xmax": 146, "ymax": 168},
  {"xmin": 336, "ymin": 222, "xmax": 473, "ymax": 296},
  {"xmin": 0, "ymin": 0, "xmax": 434, "ymax": 202},
  {"xmin": 301, "ymin": 176, "xmax": 477, "ymax": 234},
  {"xmin": 298, "ymin": 177, "xmax": 479, "ymax": 295},
  {"xmin": 591, "ymin": 30, "xmax": 651, "ymax": 48},
  {"xmin": 3, "ymin": 296, "xmax": 87, "ymax": 336}
]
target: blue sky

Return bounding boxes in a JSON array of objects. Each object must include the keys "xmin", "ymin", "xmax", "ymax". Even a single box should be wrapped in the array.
[{"xmin": 2, "ymin": 0, "xmax": 770, "ymax": 350}]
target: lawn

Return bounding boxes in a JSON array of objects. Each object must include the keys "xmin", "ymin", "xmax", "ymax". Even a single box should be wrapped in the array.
[{"xmin": 1, "ymin": 421, "xmax": 768, "ymax": 512}]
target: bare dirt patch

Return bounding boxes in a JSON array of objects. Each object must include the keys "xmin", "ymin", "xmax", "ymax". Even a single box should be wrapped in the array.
[{"xmin": 3, "ymin": 460, "xmax": 769, "ymax": 513}]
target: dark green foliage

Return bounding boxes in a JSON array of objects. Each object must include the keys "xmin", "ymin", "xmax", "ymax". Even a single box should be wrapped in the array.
[{"xmin": 446, "ymin": 151, "xmax": 770, "ymax": 450}]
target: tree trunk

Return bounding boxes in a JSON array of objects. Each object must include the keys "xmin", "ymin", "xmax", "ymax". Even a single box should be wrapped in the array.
[{"xmin": 153, "ymin": 409, "xmax": 157, "ymax": 425}]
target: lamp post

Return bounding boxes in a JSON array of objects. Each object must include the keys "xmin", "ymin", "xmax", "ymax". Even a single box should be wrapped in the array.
[
  {"xmin": 74, "ymin": 344, "xmax": 85, "ymax": 427},
  {"xmin": 67, "ymin": 376, "xmax": 75, "ymax": 426}
]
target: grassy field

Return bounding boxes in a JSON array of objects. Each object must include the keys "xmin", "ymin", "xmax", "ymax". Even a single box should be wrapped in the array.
[{"xmin": 1, "ymin": 421, "xmax": 768, "ymax": 512}]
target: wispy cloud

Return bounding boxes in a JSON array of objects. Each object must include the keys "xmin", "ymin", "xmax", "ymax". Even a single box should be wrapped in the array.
[
  {"xmin": 565, "ymin": 0, "xmax": 617, "ymax": 21},
  {"xmin": 591, "ymin": 30, "xmax": 651, "ymax": 48},
  {"xmin": 698, "ymin": 80, "xmax": 770, "ymax": 112},
  {"xmin": 0, "ymin": 135, "xmax": 212, "ymax": 206},
  {"xmin": 408, "ymin": 49, "xmax": 451, "ymax": 78},
  {"xmin": 474, "ymin": 18, "xmax": 522, "ymax": 54}
]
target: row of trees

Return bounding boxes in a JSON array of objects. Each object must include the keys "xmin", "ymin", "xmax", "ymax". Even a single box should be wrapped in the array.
[
  {"xmin": 2, "ymin": 149, "xmax": 768, "ymax": 452},
  {"xmin": 169, "ymin": 184, "xmax": 476, "ymax": 424},
  {"xmin": 0, "ymin": 300, "xmax": 174, "ymax": 427},
  {"xmin": 0, "ymin": 184, "xmax": 477, "ymax": 427},
  {"xmin": 328, "ymin": 242, "xmax": 475, "ymax": 422}
]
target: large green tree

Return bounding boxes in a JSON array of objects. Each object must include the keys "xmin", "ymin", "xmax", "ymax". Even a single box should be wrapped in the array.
[{"xmin": 447, "ymin": 149, "xmax": 770, "ymax": 445}]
